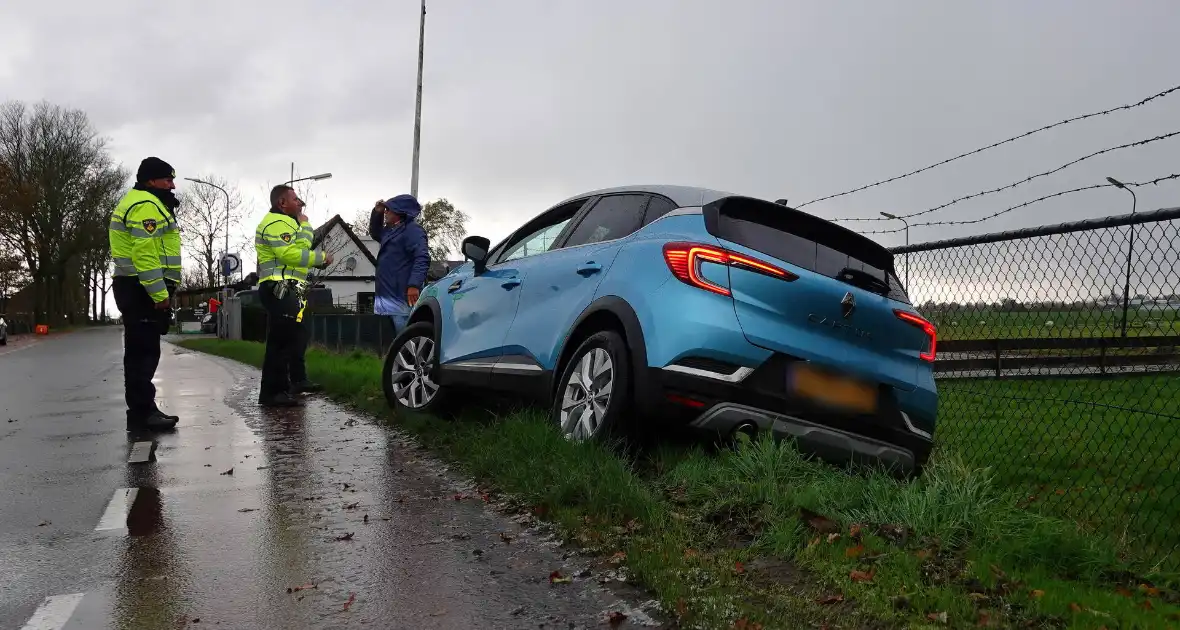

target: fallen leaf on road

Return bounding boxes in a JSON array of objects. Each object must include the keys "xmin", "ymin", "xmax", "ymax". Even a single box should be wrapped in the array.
[
  {"xmin": 452, "ymin": 493, "xmax": 465, "ymax": 501},
  {"xmin": 607, "ymin": 611, "xmax": 628, "ymax": 626},
  {"xmin": 287, "ymin": 583, "xmax": 317, "ymax": 593},
  {"xmin": 815, "ymin": 594, "xmax": 844, "ymax": 605},
  {"xmin": 203, "ymin": 464, "xmax": 211, "ymax": 467},
  {"xmin": 38, "ymin": 521, "xmax": 50, "ymax": 527},
  {"xmin": 549, "ymin": 571, "xmax": 571, "ymax": 584},
  {"xmin": 499, "ymin": 532, "xmax": 514, "ymax": 544},
  {"xmin": 926, "ymin": 611, "xmax": 947, "ymax": 624},
  {"xmin": 363, "ymin": 514, "xmax": 369, "ymax": 524},
  {"xmin": 334, "ymin": 532, "xmax": 355, "ymax": 541},
  {"xmin": 237, "ymin": 508, "xmax": 256, "ymax": 513},
  {"xmin": 846, "ymin": 544, "xmax": 865, "ymax": 558},
  {"xmin": 343, "ymin": 502, "xmax": 359, "ymax": 510},
  {"xmin": 341, "ymin": 592, "xmax": 355, "ymax": 612},
  {"xmin": 849, "ymin": 569, "xmax": 875, "ymax": 583},
  {"xmin": 480, "ymin": 492, "xmax": 491, "ymax": 502},
  {"xmin": 256, "ymin": 466, "xmax": 269, "ymax": 470},
  {"xmin": 220, "ymin": 467, "xmax": 233, "ymax": 476}
]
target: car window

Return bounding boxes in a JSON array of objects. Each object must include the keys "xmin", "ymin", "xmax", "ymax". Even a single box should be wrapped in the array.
[
  {"xmin": 642, "ymin": 196, "xmax": 677, "ymax": 226},
  {"xmin": 499, "ymin": 218, "xmax": 573, "ymax": 262},
  {"xmin": 561, "ymin": 194, "xmax": 648, "ymax": 248},
  {"xmin": 492, "ymin": 198, "xmax": 591, "ymax": 264}
]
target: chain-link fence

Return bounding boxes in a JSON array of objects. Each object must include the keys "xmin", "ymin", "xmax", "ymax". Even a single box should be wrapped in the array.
[{"xmin": 894, "ymin": 206, "xmax": 1180, "ymax": 570}]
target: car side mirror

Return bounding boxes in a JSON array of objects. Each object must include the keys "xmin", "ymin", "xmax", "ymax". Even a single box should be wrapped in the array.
[{"xmin": 462, "ymin": 236, "xmax": 492, "ymax": 273}]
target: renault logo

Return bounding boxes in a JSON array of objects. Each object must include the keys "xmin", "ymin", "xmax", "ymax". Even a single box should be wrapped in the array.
[{"xmin": 840, "ymin": 292, "xmax": 856, "ymax": 318}]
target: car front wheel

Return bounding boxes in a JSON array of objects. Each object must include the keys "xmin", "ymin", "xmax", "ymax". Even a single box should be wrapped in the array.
[
  {"xmin": 550, "ymin": 330, "xmax": 631, "ymax": 441},
  {"xmin": 382, "ymin": 321, "xmax": 448, "ymax": 414}
]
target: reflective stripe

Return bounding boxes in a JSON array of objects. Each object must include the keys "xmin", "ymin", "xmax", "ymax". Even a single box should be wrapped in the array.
[
  {"xmin": 109, "ymin": 221, "xmax": 129, "ymax": 233},
  {"xmin": 163, "ymin": 269, "xmax": 182, "ymax": 282},
  {"xmin": 114, "ymin": 264, "xmax": 137, "ymax": 276},
  {"xmin": 298, "ymin": 249, "xmax": 311, "ymax": 266},
  {"xmin": 127, "ymin": 227, "xmax": 159, "ymax": 239},
  {"xmin": 258, "ymin": 261, "xmax": 279, "ymax": 275},
  {"xmin": 160, "ymin": 256, "xmax": 182, "ymax": 266},
  {"xmin": 298, "ymin": 228, "xmax": 314, "ymax": 240},
  {"xmin": 142, "ymin": 279, "xmax": 167, "ymax": 294},
  {"xmin": 138, "ymin": 268, "xmax": 165, "ymax": 281},
  {"xmin": 113, "ymin": 257, "xmax": 134, "ymax": 266},
  {"xmin": 286, "ymin": 268, "xmax": 307, "ymax": 280},
  {"xmin": 256, "ymin": 237, "xmax": 289, "ymax": 247}
]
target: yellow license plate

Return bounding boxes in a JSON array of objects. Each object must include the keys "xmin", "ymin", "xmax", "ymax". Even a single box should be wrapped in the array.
[{"xmin": 788, "ymin": 364, "xmax": 878, "ymax": 414}]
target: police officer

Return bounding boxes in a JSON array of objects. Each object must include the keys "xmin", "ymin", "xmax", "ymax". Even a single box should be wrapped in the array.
[
  {"xmin": 286, "ymin": 201, "xmax": 324, "ymax": 396},
  {"xmin": 109, "ymin": 157, "xmax": 183, "ymax": 431},
  {"xmin": 255, "ymin": 185, "xmax": 332, "ymax": 407}
]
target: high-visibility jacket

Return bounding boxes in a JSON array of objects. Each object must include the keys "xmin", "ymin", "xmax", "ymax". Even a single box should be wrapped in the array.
[
  {"xmin": 255, "ymin": 210, "xmax": 324, "ymax": 284},
  {"xmin": 109, "ymin": 188, "xmax": 182, "ymax": 303}
]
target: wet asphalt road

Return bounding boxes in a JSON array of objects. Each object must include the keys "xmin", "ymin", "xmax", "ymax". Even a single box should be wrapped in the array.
[{"xmin": 0, "ymin": 328, "xmax": 664, "ymax": 629}]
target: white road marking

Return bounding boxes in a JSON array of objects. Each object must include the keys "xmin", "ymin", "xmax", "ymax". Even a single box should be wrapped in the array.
[
  {"xmin": 127, "ymin": 441, "xmax": 155, "ymax": 464},
  {"xmin": 95, "ymin": 488, "xmax": 138, "ymax": 531},
  {"xmin": 20, "ymin": 593, "xmax": 84, "ymax": 630}
]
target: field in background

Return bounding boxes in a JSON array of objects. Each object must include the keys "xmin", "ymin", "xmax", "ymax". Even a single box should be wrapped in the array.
[{"xmin": 923, "ymin": 307, "xmax": 1180, "ymax": 340}]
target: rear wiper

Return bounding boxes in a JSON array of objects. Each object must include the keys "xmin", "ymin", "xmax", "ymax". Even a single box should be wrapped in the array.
[{"xmin": 837, "ymin": 267, "xmax": 889, "ymax": 294}]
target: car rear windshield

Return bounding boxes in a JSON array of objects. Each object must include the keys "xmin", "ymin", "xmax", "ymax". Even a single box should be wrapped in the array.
[{"xmin": 704, "ymin": 196, "xmax": 910, "ymax": 304}]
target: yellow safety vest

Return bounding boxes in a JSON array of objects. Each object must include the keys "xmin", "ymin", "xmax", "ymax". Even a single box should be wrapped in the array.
[
  {"xmin": 109, "ymin": 189, "xmax": 183, "ymax": 303},
  {"xmin": 255, "ymin": 210, "xmax": 323, "ymax": 285}
]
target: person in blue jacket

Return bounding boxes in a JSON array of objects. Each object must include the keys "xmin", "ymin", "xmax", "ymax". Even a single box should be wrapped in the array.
[{"xmin": 369, "ymin": 194, "xmax": 430, "ymax": 333}]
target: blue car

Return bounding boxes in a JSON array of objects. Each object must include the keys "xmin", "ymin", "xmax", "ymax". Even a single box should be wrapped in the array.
[{"xmin": 382, "ymin": 186, "xmax": 938, "ymax": 474}]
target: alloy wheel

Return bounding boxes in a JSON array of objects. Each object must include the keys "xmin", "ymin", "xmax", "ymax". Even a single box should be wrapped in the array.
[
  {"xmin": 390, "ymin": 336, "xmax": 439, "ymax": 408},
  {"xmin": 558, "ymin": 347, "xmax": 614, "ymax": 440}
]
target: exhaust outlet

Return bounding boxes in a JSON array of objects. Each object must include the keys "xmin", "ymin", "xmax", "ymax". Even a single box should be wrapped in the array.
[{"xmin": 732, "ymin": 422, "xmax": 758, "ymax": 438}]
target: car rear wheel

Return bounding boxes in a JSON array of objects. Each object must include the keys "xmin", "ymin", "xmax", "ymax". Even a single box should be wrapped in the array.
[
  {"xmin": 382, "ymin": 321, "xmax": 448, "ymax": 414},
  {"xmin": 550, "ymin": 330, "xmax": 631, "ymax": 441}
]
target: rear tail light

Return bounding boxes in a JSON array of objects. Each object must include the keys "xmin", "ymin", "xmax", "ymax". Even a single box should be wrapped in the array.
[
  {"xmin": 894, "ymin": 310, "xmax": 937, "ymax": 362},
  {"xmin": 662, "ymin": 242, "xmax": 796, "ymax": 297}
]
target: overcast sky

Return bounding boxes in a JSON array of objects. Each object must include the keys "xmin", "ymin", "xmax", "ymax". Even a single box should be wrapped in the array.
[{"xmin": 2, "ymin": 0, "xmax": 1178, "ymax": 269}]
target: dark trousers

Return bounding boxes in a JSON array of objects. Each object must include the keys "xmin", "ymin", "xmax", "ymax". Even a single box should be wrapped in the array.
[
  {"xmin": 259, "ymin": 281, "xmax": 301, "ymax": 398},
  {"xmin": 113, "ymin": 276, "xmax": 173, "ymax": 421},
  {"xmin": 290, "ymin": 318, "xmax": 309, "ymax": 384}
]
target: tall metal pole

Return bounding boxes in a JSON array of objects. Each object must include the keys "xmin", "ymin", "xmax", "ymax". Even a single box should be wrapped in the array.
[
  {"xmin": 410, "ymin": 0, "xmax": 426, "ymax": 198},
  {"xmin": 1107, "ymin": 177, "xmax": 1138, "ymax": 338},
  {"xmin": 881, "ymin": 212, "xmax": 911, "ymax": 287}
]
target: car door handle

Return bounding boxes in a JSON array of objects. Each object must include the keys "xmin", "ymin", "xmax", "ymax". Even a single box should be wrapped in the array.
[
  {"xmin": 501, "ymin": 277, "xmax": 521, "ymax": 289},
  {"xmin": 448, "ymin": 280, "xmax": 463, "ymax": 293},
  {"xmin": 576, "ymin": 262, "xmax": 602, "ymax": 276}
]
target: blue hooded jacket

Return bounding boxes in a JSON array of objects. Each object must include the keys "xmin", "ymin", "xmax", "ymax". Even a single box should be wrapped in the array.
[{"xmin": 368, "ymin": 194, "xmax": 430, "ymax": 316}]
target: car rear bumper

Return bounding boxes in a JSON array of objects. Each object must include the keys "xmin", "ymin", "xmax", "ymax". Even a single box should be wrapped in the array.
[{"xmin": 643, "ymin": 355, "xmax": 935, "ymax": 474}]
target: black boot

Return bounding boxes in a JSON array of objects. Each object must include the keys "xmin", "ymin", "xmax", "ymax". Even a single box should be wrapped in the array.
[
  {"xmin": 259, "ymin": 391, "xmax": 304, "ymax": 408},
  {"xmin": 290, "ymin": 380, "xmax": 323, "ymax": 394},
  {"xmin": 127, "ymin": 410, "xmax": 179, "ymax": 432}
]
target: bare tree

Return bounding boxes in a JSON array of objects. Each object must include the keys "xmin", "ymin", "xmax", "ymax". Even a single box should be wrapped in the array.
[
  {"xmin": 0, "ymin": 100, "xmax": 127, "ymax": 325},
  {"xmin": 0, "ymin": 250, "xmax": 30, "ymax": 312},
  {"xmin": 178, "ymin": 174, "xmax": 245, "ymax": 287},
  {"xmin": 180, "ymin": 265, "xmax": 211, "ymax": 291}
]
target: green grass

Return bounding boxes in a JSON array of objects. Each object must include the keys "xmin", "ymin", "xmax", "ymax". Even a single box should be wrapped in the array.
[
  {"xmin": 924, "ymin": 308, "xmax": 1180, "ymax": 341},
  {"xmin": 178, "ymin": 338, "xmax": 1180, "ymax": 629},
  {"xmin": 938, "ymin": 376, "xmax": 1180, "ymax": 573}
]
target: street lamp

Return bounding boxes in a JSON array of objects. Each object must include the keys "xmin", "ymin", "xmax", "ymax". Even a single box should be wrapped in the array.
[
  {"xmin": 410, "ymin": 0, "xmax": 426, "ymax": 198},
  {"xmin": 183, "ymin": 177, "xmax": 231, "ymax": 266},
  {"xmin": 1107, "ymin": 176, "xmax": 1138, "ymax": 338},
  {"xmin": 881, "ymin": 212, "xmax": 910, "ymax": 287},
  {"xmin": 283, "ymin": 172, "xmax": 333, "ymax": 186}
]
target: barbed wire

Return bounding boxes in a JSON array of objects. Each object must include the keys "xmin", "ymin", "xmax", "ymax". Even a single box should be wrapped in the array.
[
  {"xmin": 857, "ymin": 171, "xmax": 1180, "ymax": 235},
  {"xmin": 796, "ymin": 82, "xmax": 1180, "ymax": 209},
  {"xmin": 836, "ymin": 130, "xmax": 1180, "ymax": 223}
]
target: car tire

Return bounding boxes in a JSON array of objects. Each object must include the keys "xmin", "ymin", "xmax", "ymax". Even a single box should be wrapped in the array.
[
  {"xmin": 550, "ymin": 330, "xmax": 631, "ymax": 442},
  {"xmin": 382, "ymin": 321, "xmax": 449, "ymax": 415}
]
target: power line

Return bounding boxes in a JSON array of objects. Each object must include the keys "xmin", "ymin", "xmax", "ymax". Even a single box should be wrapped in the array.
[
  {"xmin": 836, "ymin": 130, "xmax": 1180, "ymax": 223},
  {"xmin": 797, "ymin": 82, "xmax": 1180, "ymax": 209},
  {"xmin": 857, "ymin": 172, "xmax": 1180, "ymax": 235}
]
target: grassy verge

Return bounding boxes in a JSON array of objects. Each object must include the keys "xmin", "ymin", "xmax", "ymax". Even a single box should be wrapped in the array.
[{"xmin": 178, "ymin": 338, "xmax": 1180, "ymax": 629}]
